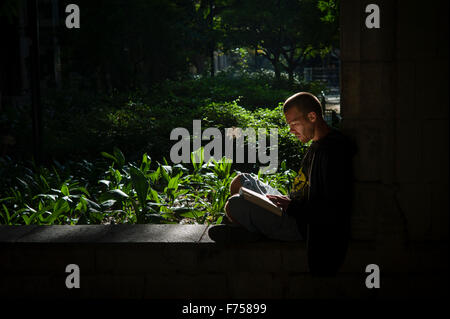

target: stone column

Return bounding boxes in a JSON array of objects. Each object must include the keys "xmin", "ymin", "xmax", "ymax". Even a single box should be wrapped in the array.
[{"xmin": 340, "ymin": 0, "xmax": 448, "ymax": 244}]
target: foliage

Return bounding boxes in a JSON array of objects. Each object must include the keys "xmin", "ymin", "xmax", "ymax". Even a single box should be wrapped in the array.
[
  {"xmin": 221, "ymin": 0, "xmax": 339, "ymax": 81},
  {"xmin": 318, "ymin": 0, "xmax": 340, "ymax": 23},
  {"xmin": 1, "ymin": 69, "xmax": 330, "ymax": 226},
  {"xmin": 60, "ymin": 0, "xmax": 201, "ymax": 91},
  {"xmin": 22, "ymin": 72, "xmax": 322, "ymax": 163},
  {"xmin": 0, "ymin": 147, "xmax": 298, "ymax": 225},
  {"xmin": 50, "ymin": 0, "xmax": 338, "ymax": 90},
  {"xmin": 4, "ymin": 71, "xmax": 326, "ymax": 172},
  {"xmin": 317, "ymin": 0, "xmax": 340, "ymax": 48}
]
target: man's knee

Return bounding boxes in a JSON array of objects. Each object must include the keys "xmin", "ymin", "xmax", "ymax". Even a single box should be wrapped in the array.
[
  {"xmin": 225, "ymin": 194, "xmax": 242, "ymax": 222},
  {"xmin": 229, "ymin": 173, "xmax": 243, "ymax": 196}
]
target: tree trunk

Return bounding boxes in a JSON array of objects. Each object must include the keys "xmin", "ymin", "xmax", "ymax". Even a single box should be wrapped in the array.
[
  {"xmin": 51, "ymin": 0, "xmax": 61, "ymax": 88},
  {"xmin": 274, "ymin": 64, "xmax": 281, "ymax": 81},
  {"xmin": 273, "ymin": 56, "xmax": 282, "ymax": 81},
  {"xmin": 210, "ymin": 49, "xmax": 215, "ymax": 77},
  {"xmin": 209, "ymin": 0, "xmax": 215, "ymax": 77},
  {"xmin": 254, "ymin": 45, "xmax": 258, "ymax": 70},
  {"xmin": 288, "ymin": 68, "xmax": 294, "ymax": 83},
  {"xmin": 29, "ymin": 0, "xmax": 43, "ymax": 165}
]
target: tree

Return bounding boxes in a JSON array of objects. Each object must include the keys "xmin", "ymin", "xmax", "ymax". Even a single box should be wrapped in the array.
[
  {"xmin": 186, "ymin": 0, "xmax": 232, "ymax": 77},
  {"xmin": 60, "ymin": 0, "xmax": 197, "ymax": 91},
  {"xmin": 221, "ymin": 0, "xmax": 339, "ymax": 82}
]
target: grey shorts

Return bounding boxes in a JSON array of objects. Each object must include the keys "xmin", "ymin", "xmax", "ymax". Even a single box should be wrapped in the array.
[{"xmin": 226, "ymin": 173, "xmax": 303, "ymax": 241}]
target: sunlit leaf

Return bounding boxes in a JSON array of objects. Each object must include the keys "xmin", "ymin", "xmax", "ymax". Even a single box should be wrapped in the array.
[{"xmin": 108, "ymin": 189, "xmax": 129, "ymax": 198}]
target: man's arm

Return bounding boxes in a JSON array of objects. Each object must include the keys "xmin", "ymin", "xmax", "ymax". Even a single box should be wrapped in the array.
[
  {"xmin": 266, "ymin": 194, "xmax": 290, "ymax": 212},
  {"xmin": 285, "ymin": 144, "xmax": 353, "ymax": 226}
]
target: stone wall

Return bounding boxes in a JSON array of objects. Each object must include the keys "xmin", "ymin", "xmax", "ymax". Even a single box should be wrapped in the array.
[
  {"xmin": 1, "ymin": 225, "xmax": 447, "ymax": 299},
  {"xmin": 340, "ymin": 0, "xmax": 449, "ymax": 242}
]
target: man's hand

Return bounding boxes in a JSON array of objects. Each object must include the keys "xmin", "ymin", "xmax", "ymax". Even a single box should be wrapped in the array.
[{"xmin": 266, "ymin": 195, "xmax": 291, "ymax": 212}]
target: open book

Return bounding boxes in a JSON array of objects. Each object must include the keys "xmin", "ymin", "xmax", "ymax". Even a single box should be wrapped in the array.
[{"xmin": 239, "ymin": 187, "xmax": 283, "ymax": 216}]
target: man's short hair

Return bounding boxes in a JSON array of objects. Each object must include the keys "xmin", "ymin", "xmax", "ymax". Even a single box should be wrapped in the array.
[{"xmin": 283, "ymin": 92, "xmax": 323, "ymax": 117}]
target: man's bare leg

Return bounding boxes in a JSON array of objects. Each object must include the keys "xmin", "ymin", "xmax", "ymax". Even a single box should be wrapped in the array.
[
  {"xmin": 224, "ymin": 200, "xmax": 239, "ymax": 224},
  {"xmin": 229, "ymin": 173, "xmax": 242, "ymax": 196},
  {"xmin": 225, "ymin": 174, "xmax": 243, "ymax": 225}
]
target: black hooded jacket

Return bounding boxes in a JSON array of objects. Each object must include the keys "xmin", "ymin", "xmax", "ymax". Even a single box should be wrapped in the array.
[{"xmin": 285, "ymin": 129, "xmax": 356, "ymax": 275}]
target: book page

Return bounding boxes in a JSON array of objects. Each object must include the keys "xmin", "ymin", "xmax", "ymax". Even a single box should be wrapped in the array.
[{"xmin": 239, "ymin": 187, "xmax": 283, "ymax": 216}]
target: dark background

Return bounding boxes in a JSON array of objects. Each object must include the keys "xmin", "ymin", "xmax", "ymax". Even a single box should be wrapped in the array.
[{"xmin": 0, "ymin": 0, "xmax": 448, "ymax": 299}]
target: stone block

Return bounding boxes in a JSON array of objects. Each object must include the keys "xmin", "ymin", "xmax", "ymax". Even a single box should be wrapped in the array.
[
  {"xmin": 373, "ymin": 242, "xmax": 430, "ymax": 273},
  {"xmin": 436, "ymin": 1, "xmax": 449, "ymax": 58},
  {"xmin": 227, "ymin": 272, "xmax": 283, "ymax": 298},
  {"xmin": 0, "ymin": 274, "xmax": 61, "ymax": 298},
  {"xmin": 396, "ymin": 184, "xmax": 431, "ymax": 240},
  {"xmin": 359, "ymin": 62, "xmax": 394, "ymax": 119},
  {"xmin": 422, "ymin": 120, "xmax": 448, "ymax": 183},
  {"xmin": 340, "ymin": 0, "xmax": 361, "ymax": 61},
  {"xmin": 378, "ymin": 274, "xmax": 448, "ymax": 299},
  {"xmin": 350, "ymin": 183, "xmax": 379, "ymax": 240},
  {"xmin": 352, "ymin": 182, "xmax": 404, "ymax": 242},
  {"xmin": 430, "ymin": 183, "xmax": 449, "ymax": 240},
  {"xmin": 395, "ymin": 61, "xmax": 416, "ymax": 120},
  {"xmin": 396, "ymin": 2, "xmax": 438, "ymax": 60},
  {"xmin": 408, "ymin": 242, "xmax": 449, "ymax": 272},
  {"xmin": 285, "ymin": 273, "xmax": 371, "ymax": 299},
  {"xmin": 0, "ymin": 225, "xmax": 38, "ymax": 242},
  {"xmin": 340, "ymin": 242, "xmax": 379, "ymax": 273},
  {"xmin": 360, "ymin": 0, "xmax": 395, "ymax": 61},
  {"xmin": 144, "ymin": 272, "xmax": 229, "ymax": 299},
  {"xmin": 375, "ymin": 185, "xmax": 408, "ymax": 241},
  {"xmin": 15, "ymin": 225, "xmax": 110, "ymax": 243},
  {"xmin": 340, "ymin": 63, "xmax": 361, "ymax": 118},
  {"xmin": 342, "ymin": 119, "xmax": 388, "ymax": 182},
  {"xmin": 396, "ymin": 1, "xmax": 417, "ymax": 61},
  {"xmin": 97, "ymin": 224, "xmax": 208, "ymax": 243},
  {"xmin": 201, "ymin": 224, "xmax": 264, "ymax": 243},
  {"xmin": 231, "ymin": 244, "xmax": 283, "ymax": 272},
  {"xmin": 395, "ymin": 119, "xmax": 422, "ymax": 183},
  {"xmin": 280, "ymin": 244, "xmax": 309, "ymax": 273},
  {"xmin": 95, "ymin": 244, "xmax": 198, "ymax": 274},
  {"xmin": 1, "ymin": 244, "xmax": 96, "ymax": 275},
  {"xmin": 415, "ymin": 61, "xmax": 449, "ymax": 120},
  {"xmin": 196, "ymin": 245, "xmax": 235, "ymax": 272},
  {"xmin": 81, "ymin": 274, "xmax": 146, "ymax": 299}
]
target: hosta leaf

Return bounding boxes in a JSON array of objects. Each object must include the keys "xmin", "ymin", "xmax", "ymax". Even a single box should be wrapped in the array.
[
  {"xmin": 53, "ymin": 199, "xmax": 70, "ymax": 214},
  {"xmin": 129, "ymin": 166, "xmax": 149, "ymax": 207},
  {"xmin": 61, "ymin": 184, "xmax": 69, "ymax": 196},
  {"xmin": 101, "ymin": 151, "xmax": 117, "ymax": 164},
  {"xmin": 35, "ymin": 194, "xmax": 57, "ymax": 201},
  {"xmin": 101, "ymin": 199, "xmax": 116, "ymax": 208},
  {"xmin": 108, "ymin": 189, "xmax": 129, "ymax": 198},
  {"xmin": 180, "ymin": 210, "xmax": 206, "ymax": 219},
  {"xmin": 84, "ymin": 198, "xmax": 101, "ymax": 211},
  {"xmin": 148, "ymin": 188, "xmax": 160, "ymax": 203},
  {"xmin": 75, "ymin": 186, "xmax": 91, "ymax": 197},
  {"xmin": 98, "ymin": 179, "xmax": 112, "ymax": 188},
  {"xmin": 113, "ymin": 147, "xmax": 125, "ymax": 168}
]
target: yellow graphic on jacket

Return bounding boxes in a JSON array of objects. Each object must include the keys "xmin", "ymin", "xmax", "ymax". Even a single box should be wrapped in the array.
[{"xmin": 290, "ymin": 167, "xmax": 309, "ymax": 200}]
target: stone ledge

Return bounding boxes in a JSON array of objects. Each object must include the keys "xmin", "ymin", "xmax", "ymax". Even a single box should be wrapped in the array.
[
  {"xmin": 0, "ymin": 225, "xmax": 448, "ymax": 298},
  {"xmin": 0, "ymin": 225, "xmax": 209, "ymax": 243}
]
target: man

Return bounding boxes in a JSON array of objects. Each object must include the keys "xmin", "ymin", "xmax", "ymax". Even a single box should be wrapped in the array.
[{"xmin": 224, "ymin": 92, "xmax": 355, "ymax": 275}]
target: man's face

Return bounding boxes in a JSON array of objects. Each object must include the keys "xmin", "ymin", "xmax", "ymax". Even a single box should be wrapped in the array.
[{"xmin": 284, "ymin": 106, "xmax": 315, "ymax": 143}]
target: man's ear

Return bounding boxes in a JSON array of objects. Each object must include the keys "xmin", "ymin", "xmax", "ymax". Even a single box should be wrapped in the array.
[{"xmin": 307, "ymin": 112, "xmax": 317, "ymax": 122}]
